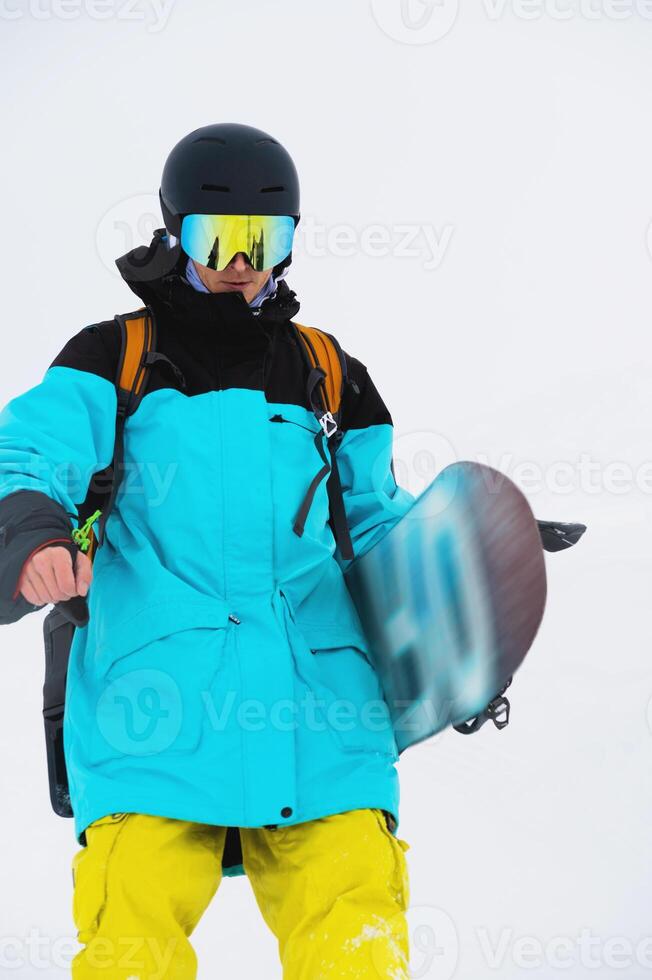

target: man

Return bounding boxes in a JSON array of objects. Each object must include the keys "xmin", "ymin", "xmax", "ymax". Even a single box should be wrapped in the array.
[{"xmin": 0, "ymin": 123, "xmax": 414, "ymax": 978}]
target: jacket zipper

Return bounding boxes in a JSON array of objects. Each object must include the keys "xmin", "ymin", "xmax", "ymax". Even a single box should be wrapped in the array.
[
  {"xmin": 215, "ymin": 344, "xmax": 229, "ymax": 604},
  {"xmin": 269, "ymin": 414, "xmax": 320, "ymax": 435}
]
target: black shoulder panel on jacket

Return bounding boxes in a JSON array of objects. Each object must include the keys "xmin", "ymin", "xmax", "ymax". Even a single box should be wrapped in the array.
[
  {"xmin": 341, "ymin": 352, "xmax": 393, "ymax": 431},
  {"xmin": 50, "ymin": 320, "xmax": 121, "ymax": 385}
]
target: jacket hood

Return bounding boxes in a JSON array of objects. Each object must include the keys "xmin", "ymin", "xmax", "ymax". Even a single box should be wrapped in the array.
[{"xmin": 115, "ymin": 229, "xmax": 301, "ymax": 329}]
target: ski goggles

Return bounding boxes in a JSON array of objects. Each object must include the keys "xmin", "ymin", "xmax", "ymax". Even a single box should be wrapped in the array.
[{"xmin": 180, "ymin": 213, "xmax": 296, "ymax": 272}]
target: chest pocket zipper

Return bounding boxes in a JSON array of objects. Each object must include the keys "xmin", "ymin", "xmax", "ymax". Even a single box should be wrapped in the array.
[{"xmin": 269, "ymin": 414, "xmax": 319, "ymax": 435}]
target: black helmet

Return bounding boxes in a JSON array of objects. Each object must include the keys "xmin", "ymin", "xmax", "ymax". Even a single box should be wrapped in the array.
[{"xmin": 160, "ymin": 123, "xmax": 301, "ymax": 238}]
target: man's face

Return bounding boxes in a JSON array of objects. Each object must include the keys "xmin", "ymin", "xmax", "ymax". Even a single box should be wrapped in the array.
[{"xmin": 193, "ymin": 252, "xmax": 273, "ymax": 304}]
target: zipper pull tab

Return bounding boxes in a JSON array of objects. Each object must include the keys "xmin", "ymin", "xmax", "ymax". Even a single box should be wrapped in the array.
[{"xmin": 72, "ymin": 510, "xmax": 102, "ymax": 553}]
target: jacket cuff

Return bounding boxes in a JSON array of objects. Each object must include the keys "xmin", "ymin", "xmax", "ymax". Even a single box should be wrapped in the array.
[{"xmin": 0, "ymin": 490, "xmax": 76, "ymax": 625}]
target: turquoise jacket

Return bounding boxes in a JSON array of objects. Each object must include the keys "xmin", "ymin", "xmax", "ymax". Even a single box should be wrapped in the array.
[{"xmin": 0, "ymin": 235, "xmax": 414, "ymax": 863}]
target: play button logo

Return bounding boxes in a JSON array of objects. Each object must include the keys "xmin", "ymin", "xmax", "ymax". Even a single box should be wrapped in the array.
[{"xmin": 370, "ymin": 0, "xmax": 460, "ymax": 44}]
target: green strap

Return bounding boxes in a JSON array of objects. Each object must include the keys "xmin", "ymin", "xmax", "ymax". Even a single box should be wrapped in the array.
[{"xmin": 72, "ymin": 509, "xmax": 102, "ymax": 553}]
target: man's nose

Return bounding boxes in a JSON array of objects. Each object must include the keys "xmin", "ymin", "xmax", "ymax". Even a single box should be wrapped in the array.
[{"xmin": 228, "ymin": 252, "xmax": 250, "ymax": 272}]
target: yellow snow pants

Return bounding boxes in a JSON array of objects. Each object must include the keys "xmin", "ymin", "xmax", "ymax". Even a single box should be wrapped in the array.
[{"xmin": 71, "ymin": 807, "xmax": 410, "ymax": 979}]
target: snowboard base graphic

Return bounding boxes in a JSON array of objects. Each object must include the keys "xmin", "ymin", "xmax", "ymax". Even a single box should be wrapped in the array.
[{"xmin": 344, "ymin": 462, "xmax": 548, "ymax": 753}]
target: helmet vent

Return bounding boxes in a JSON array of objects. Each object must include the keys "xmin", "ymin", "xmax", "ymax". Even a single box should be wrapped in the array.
[
  {"xmin": 261, "ymin": 186, "xmax": 285, "ymax": 193},
  {"xmin": 256, "ymin": 138, "xmax": 278, "ymax": 145},
  {"xmin": 194, "ymin": 136, "xmax": 226, "ymax": 144},
  {"xmin": 201, "ymin": 184, "xmax": 230, "ymax": 192}
]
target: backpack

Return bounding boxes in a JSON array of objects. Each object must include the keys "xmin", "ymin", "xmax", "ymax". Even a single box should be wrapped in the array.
[{"xmin": 43, "ymin": 305, "xmax": 355, "ymax": 819}]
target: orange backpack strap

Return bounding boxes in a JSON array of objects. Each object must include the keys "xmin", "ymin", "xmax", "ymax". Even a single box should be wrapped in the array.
[
  {"xmin": 292, "ymin": 323, "xmax": 347, "ymax": 422},
  {"xmin": 115, "ymin": 308, "xmax": 157, "ymax": 417},
  {"xmin": 290, "ymin": 322, "xmax": 355, "ymax": 560},
  {"xmin": 85, "ymin": 308, "xmax": 156, "ymax": 551}
]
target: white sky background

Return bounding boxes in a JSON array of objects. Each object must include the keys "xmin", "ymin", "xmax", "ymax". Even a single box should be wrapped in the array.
[{"xmin": 1, "ymin": 1, "xmax": 651, "ymax": 976}]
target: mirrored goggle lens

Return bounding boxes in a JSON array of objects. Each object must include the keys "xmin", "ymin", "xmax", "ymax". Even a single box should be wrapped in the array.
[{"xmin": 180, "ymin": 214, "xmax": 296, "ymax": 272}]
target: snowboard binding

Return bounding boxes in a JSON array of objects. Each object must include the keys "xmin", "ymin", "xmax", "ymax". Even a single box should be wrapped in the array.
[
  {"xmin": 453, "ymin": 677, "xmax": 513, "ymax": 735},
  {"xmin": 537, "ymin": 520, "xmax": 587, "ymax": 553}
]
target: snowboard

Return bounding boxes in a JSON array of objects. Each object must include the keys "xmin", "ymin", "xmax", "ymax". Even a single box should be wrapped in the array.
[{"xmin": 344, "ymin": 462, "xmax": 548, "ymax": 753}]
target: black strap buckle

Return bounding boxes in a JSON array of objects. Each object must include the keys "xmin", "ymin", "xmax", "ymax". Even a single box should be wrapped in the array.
[{"xmin": 453, "ymin": 677, "xmax": 513, "ymax": 736}]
